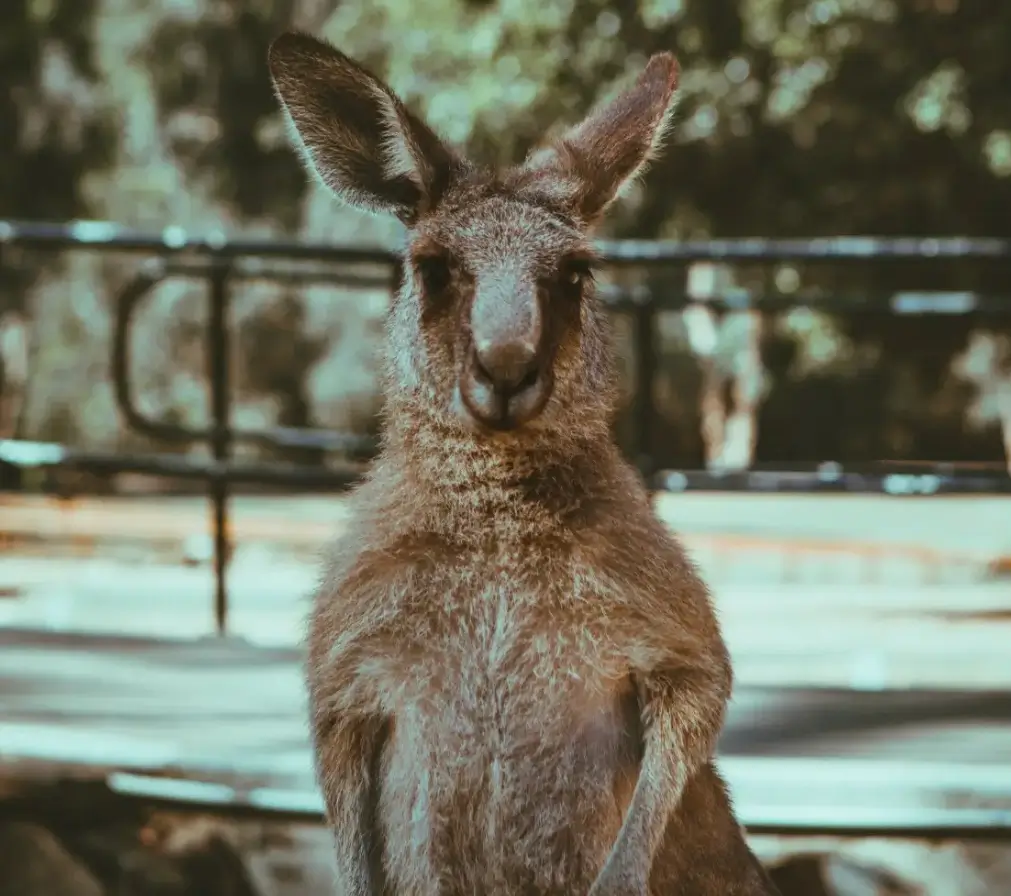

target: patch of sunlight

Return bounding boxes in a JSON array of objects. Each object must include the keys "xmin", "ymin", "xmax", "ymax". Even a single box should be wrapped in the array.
[
  {"xmin": 595, "ymin": 10, "xmax": 621, "ymax": 39},
  {"xmin": 983, "ymin": 131, "xmax": 1011, "ymax": 177},
  {"xmin": 725, "ymin": 56, "xmax": 751, "ymax": 85},
  {"xmin": 807, "ymin": 0, "xmax": 841, "ymax": 25},
  {"xmin": 766, "ymin": 58, "xmax": 831, "ymax": 123},
  {"xmin": 774, "ymin": 266, "xmax": 800, "ymax": 294},
  {"xmin": 781, "ymin": 307, "xmax": 848, "ymax": 374},
  {"xmin": 29, "ymin": 0, "xmax": 55, "ymax": 24},
  {"xmin": 640, "ymin": 0, "xmax": 686, "ymax": 30},
  {"xmin": 834, "ymin": 0, "xmax": 898, "ymax": 21},
  {"xmin": 683, "ymin": 104, "xmax": 718, "ymax": 140},
  {"xmin": 904, "ymin": 63, "xmax": 971, "ymax": 135}
]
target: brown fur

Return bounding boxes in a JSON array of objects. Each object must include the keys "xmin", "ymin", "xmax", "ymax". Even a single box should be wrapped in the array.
[{"xmin": 268, "ymin": 31, "xmax": 780, "ymax": 896}]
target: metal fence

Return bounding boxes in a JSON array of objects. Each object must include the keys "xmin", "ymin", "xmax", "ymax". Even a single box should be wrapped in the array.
[{"xmin": 1, "ymin": 219, "xmax": 1010, "ymax": 634}]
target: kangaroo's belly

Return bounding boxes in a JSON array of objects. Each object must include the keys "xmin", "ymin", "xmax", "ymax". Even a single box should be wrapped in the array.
[{"xmin": 376, "ymin": 652, "xmax": 641, "ymax": 895}]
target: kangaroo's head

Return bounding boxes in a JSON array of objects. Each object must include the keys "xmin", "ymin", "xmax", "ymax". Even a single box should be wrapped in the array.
[{"xmin": 268, "ymin": 33, "xmax": 679, "ymax": 462}]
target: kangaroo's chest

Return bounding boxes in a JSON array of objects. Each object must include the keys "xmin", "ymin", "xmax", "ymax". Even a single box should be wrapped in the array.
[
  {"xmin": 370, "ymin": 552, "xmax": 638, "ymax": 893},
  {"xmin": 381, "ymin": 550, "xmax": 629, "ymax": 744},
  {"xmin": 327, "ymin": 536, "xmax": 646, "ymax": 892}
]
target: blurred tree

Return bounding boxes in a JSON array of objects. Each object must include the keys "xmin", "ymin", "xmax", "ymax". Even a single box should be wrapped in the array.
[
  {"xmin": 0, "ymin": 0, "xmax": 116, "ymax": 225},
  {"xmin": 313, "ymin": 0, "xmax": 1010, "ymax": 465},
  {"xmin": 0, "ymin": 0, "xmax": 118, "ymax": 444},
  {"xmin": 139, "ymin": 1, "xmax": 309, "ymax": 229},
  {"xmin": 1, "ymin": 0, "xmax": 1008, "ymax": 466}
]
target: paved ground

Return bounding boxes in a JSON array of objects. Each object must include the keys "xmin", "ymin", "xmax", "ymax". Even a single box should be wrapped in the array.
[
  {"xmin": 2, "ymin": 553, "xmax": 1010, "ymax": 690},
  {"xmin": 1, "ymin": 491, "xmax": 1010, "ymax": 894},
  {"xmin": 3, "ymin": 490, "xmax": 1007, "ymax": 566},
  {"xmin": 1, "ymin": 626, "xmax": 1009, "ymax": 895},
  {"xmin": 2, "ymin": 629, "xmax": 1010, "ymax": 817}
]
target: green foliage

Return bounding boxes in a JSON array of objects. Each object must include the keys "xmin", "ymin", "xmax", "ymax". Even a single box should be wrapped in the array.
[
  {"xmin": 0, "ymin": 0, "xmax": 116, "ymax": 224},
  {"xmin": 139, "ymin": 2, "xmax": 309, "ymax": 227},
  {"xmin": 2, "ymin": 0, "xmax": 1008, "ymax": 463},
  {"xmin": 8, "ymin": 0, "xmax": 1009, "ymax": 238}
]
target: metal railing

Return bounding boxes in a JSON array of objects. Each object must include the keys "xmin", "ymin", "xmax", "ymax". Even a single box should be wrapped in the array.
[{"xmin": 2, "ymin": 219, "xmax": 1010, "ymax": 633}]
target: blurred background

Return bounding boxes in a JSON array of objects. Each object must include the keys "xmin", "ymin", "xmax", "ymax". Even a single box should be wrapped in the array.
[
  {"xmin": 1, "ymin": 0, "xmax": 1010, "ymax": 465},
  {"xmin": 1, "ymin": 1, "xmax": 1011, "ymax": 895}
]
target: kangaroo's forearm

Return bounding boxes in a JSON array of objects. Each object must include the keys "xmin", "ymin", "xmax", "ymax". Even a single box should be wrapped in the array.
[
  {"xmin": 314, "ymin": 716, "xmax": 387, "ymax": 896},
  {"xmin": 589, "ymin": 664, "xmax": 730, "ymax": 893}
]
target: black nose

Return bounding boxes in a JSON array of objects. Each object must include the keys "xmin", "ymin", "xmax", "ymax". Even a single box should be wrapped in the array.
[{"xmin": 473, "ymin": 339, "xmax": 540, "ymax": 396}]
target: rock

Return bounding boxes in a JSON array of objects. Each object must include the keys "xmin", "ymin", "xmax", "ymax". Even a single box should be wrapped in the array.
[
  {"xmin": 752, "ymin": 836, "xmax": 1011, "ymax": 896},
  {"xmin": 0, "ymin": 821, "xmax": 105, "ymax": 896},
  {"xmin": 65, "ymin": 813, "xmax": 262, "ymax": 896},
  {"xmin": 767, "ymin": 854, "xmax": 834, "ymax": 895}
]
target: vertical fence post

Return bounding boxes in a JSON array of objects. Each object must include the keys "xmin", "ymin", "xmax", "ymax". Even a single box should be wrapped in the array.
[
  {"xmin": 207, "ymin": 256, "xmax": 233, "ymax": 636},
  {"xmin": 632, "ymin": 294, "xmax": 658, "ymax": 479}
]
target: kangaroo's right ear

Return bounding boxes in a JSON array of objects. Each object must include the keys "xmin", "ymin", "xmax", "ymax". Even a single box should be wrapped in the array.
[
  {"xmin": 512, "ymin": 53, "xmax": 680, "ymax": 224},
  {"xmin": 268, "ymin": 32, "xmax": 459, "ymax": 224}
]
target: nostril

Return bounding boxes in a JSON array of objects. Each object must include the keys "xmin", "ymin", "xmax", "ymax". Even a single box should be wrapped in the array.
[
  {"xmin": 473, "ymin": 354, "xmax": 495, "ymax": 384},
  {"xmin": 515, "ymin": 366, "xmax": 539, "ymax": 393},
  {"xmin": 473, "ymin": 340, "xmax": 540, "ymax": 395}
]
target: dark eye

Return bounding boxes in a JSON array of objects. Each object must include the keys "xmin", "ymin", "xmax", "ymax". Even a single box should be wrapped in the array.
[
  {"xmin": 415, "ymin": 253, "xmax": 452, "ymax": 296},
  {"xmin": 559, "ymin": 259, "xmax": 593, "ymax": 298}
]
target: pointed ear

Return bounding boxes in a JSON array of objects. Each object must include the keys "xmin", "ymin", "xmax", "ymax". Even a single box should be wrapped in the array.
[
  {"xmin": 267, "ymin": 31, "xmax": 459, "ymax": 224},
  {"xmin": 514, "ymin": 53, "xmax": 680, "ymax": 223}
]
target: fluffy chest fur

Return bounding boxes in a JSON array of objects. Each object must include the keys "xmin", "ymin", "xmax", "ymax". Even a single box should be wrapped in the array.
[
  {"xmin": 380, "ymin": 549, "xmax": 640, "ymax": 894},
  {"xmin": 309, "ymin": 495, "xmax": 662, "ymax": 895}
]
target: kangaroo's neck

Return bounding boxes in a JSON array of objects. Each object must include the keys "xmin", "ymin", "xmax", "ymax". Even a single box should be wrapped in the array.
[{"xmin": 370, "ymin": 409, "xmax": 626, "ymax": 538}]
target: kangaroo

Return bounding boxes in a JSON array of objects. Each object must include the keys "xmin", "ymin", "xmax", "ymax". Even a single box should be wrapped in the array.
[{"xmin": 269, "ymin": 31, "xmax": 780, "ymax": 896}]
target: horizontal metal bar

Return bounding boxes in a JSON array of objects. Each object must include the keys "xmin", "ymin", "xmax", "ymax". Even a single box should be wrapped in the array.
[
  {"xmin": 0, "ymin": 440, "xmax": 361, "ymax": 489},
  {"xmin": 4, "ymin": 441, "xmax": 1008, "ymax": 495},
  {"xmin": 162, "ymin": 257, "xmax": 398, "ymax": 289},
  {"xmin": 601, "ymin": 235, "xmax": 1011, "ymax": 263},
  {"xmin": 4, "ymin": 219, "xmax": 1010, "ymax": 262},
  {"xmin": 0, "ymin": 219, "xmax": 395, "ymax": 265},
  {"xmin": 104, "ymin": 771, "xmax": 1011, "ymax": 841},
  {"xmin": 653, "ymin": 467, "xmax": 1011, "ymax": 495},
  {"xmin": 602, "ymin": 289, "xmax": 1011, "ymax": 314},
  {"xmin": 626, "ymin": 290, "xmax": 1011, "ymax": 315},
  {"xmin": 250, "ymin": 426, "xmax": 377, "ymax": 455},
  {"xmin": 128, "ymin": 260, "xmax": 1011, "ymax": 315}
]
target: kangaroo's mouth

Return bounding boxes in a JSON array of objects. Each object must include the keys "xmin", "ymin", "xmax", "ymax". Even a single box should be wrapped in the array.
[{"xmin": 457, "ymin": 357, "xmax": 554, "ymax": 431}]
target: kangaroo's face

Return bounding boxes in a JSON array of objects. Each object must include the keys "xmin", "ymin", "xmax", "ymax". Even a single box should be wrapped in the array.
[
  {"xmin": 399, "ymin": 186, "xmax": 608, "ymax": 436},
  {"xmin": 268, "ymin": 33, "xmax": 679, "ymax": 443}
]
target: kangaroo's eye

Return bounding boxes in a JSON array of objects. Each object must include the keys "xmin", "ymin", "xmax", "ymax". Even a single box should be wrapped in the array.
[
  {"xmin": 559, "ymin": 258, "xmax": 594, "ymax": 297},
  {"xmin": 415, "ymin": 253, "xmax": 452, "ymax": 296}
]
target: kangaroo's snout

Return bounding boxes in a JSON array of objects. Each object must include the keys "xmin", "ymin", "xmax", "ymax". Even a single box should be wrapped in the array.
[
  {"xmin": 474, "ymin": 338, "xmax": 540, "ymax": 395},
  {"xmin": 460, "ymin": 280, "xmax": 552, "ymax": 431}
]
